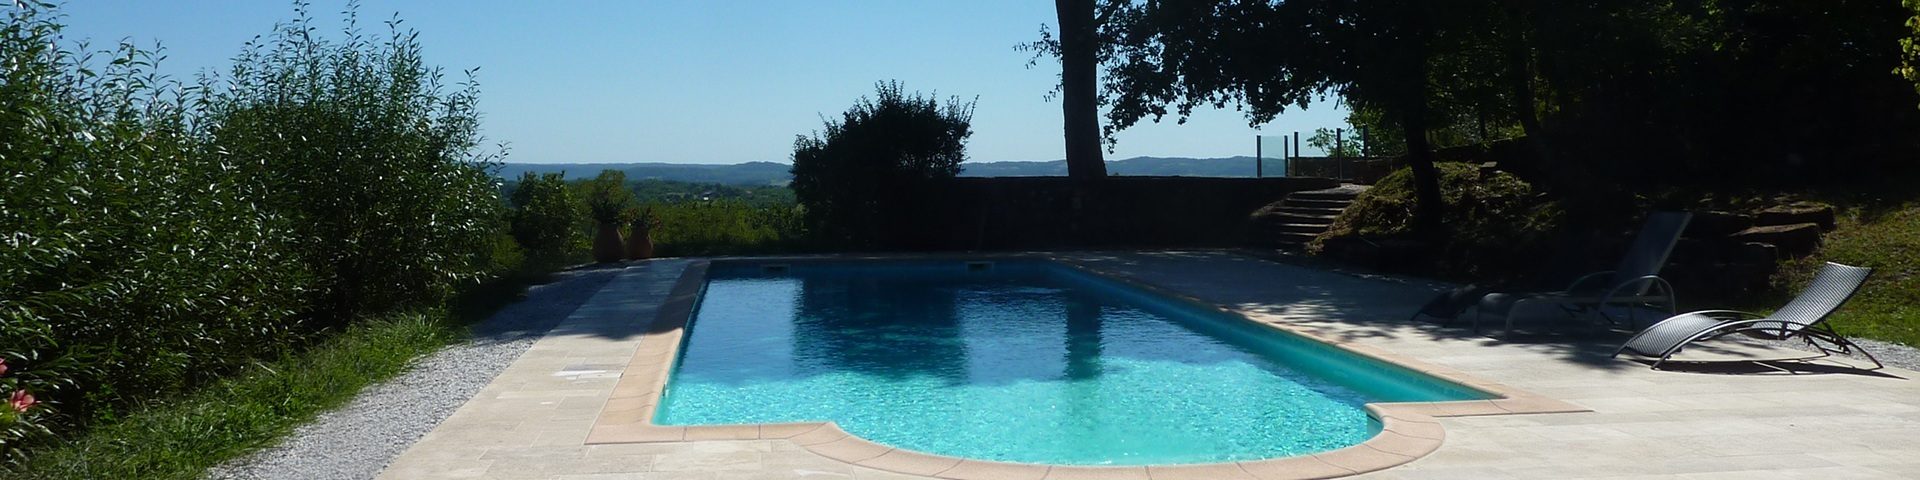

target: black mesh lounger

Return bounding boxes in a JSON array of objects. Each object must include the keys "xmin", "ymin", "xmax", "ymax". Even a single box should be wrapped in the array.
[
  {"xmin": 1473, "ymin": 211, "xmax": 1693, "ymax": 336},
  {"xmin": 1614, "ymin": 262, "xmax": 1880, "ymax": 370}
]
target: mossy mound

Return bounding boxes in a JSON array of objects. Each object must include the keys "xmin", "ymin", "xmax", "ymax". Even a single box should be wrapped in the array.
[{"xmin": 1310, "ymin": 162, "xmax": 1562, "ymax": 281}]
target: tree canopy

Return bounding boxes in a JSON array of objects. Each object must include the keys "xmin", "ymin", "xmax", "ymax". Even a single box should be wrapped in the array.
[
  {"xmin": 790, "ymin": 81, "xmax": 975, "ymax": 248},
  {"xmin": 1090, "ymin": 0, "xmax": 1920, "ymax": 231}
]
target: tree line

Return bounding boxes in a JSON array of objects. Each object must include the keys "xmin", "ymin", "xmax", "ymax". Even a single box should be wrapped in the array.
[{"xmin": 1033, "ymin": 0, "xmax": 1920, "ymax": 236}]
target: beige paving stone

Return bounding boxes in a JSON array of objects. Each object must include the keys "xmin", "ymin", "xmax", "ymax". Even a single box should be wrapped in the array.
[
  {"xmin": 649, "ymin": 449, "xmax": 765, "ymax": 472},
  {"xmin": 808, "ymin": 435, "xmax": 895, "ymax": 463},
  {"xmin": 759, "ymin": 422, "xmax": 827, "ymax": 439},
  {"xmin": 1145, "ymin": 463, "xmax": 1257, "ymax": 480},
  {"xmin": 934, "ymin": 460, "xmax": 1049, "ymax": 480},
  {"xmin": 1042, "ymin": 465, "xmax": 1150, "ymax": 480},
  {"xmin": 1237, "ymin": 456, "xmax": 1353, "ymax": 479},
  {"xmin": 857, "ymin": 449, "xmax": 964, "ymax": 477},
  {"xmin": 683, "ymin": 425, "xmax": 760, "ymax": 441}
]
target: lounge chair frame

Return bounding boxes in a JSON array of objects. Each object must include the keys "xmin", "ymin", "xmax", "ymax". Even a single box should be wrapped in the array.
[
  {"xmin": 1613, "ymin": 263, "xmax": 1880, "ymax": 370},
  {"xmin": 1471, "ymin": 212, "xmax": 1691, "ymax": 337}
]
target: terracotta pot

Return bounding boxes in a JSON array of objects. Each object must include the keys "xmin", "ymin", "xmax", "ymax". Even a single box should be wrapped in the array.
[
  {"xmin": 626, "ymin": 228, "xmax": 655, "ymax": 260},
  {"xmin": 592, "ymin": 221, "xmax": 625, "ymax": 263}
]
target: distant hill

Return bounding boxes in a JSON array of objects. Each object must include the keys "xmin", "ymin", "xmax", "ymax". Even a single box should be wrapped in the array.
[
  {"xmin": 496, "ymin": 156, "xmax": 1279, "ymax": 186},
  {"xmin": 495, "ymin": 161, "xmax": 794, "ymax": 186},
  {"xmin": 959, "ymin": 156, "xmax": 1272, "ymax": 177}
]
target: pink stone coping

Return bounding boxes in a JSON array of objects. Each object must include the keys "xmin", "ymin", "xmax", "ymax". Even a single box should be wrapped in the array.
[{"xmin": 585, "ymin": 255, "xmax": 1589, "ymax": 480}]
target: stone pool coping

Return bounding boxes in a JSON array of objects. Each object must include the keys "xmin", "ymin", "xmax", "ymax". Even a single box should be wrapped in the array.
[{"xmin": 585, "ymin": 254, "xmax": 1589, "ymax": 480}]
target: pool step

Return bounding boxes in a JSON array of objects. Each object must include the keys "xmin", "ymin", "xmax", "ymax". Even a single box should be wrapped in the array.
[{"xmin": 1248, "ymin": 185, "xmax": 1369, "ymax": 249}]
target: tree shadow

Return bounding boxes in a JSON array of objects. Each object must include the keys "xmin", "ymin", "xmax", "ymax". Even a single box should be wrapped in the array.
[
  {"xmin": 1062, "ymin": 249, "xmax": 1645, "ymax": 371},
  {"xmin": 467, "ymin": 262, "xmax": 629, "ymax": 345},
  {"xmin": 1630, "ymin": 358, "xmax": 1903, "ymax": 379}
]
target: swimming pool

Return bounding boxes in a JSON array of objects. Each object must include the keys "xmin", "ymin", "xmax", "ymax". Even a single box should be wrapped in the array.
[{"xmin": 654, "ymin": 259, "xmax": 1491, "ymax": 466}]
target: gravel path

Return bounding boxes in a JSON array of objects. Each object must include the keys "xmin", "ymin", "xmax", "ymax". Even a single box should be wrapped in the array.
[
  {"xmin": 206, "ymin": 264, "xmax": 628, "ymax": 480},
  {"xmin": 1773, "ymin": 336, "xmax": 1920, "ymax": 372}
]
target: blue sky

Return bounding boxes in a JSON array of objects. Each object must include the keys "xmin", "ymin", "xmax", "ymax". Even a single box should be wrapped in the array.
[{"xmin": 57, "ymin": 1, "xmax": 1348, "ymax": 164}]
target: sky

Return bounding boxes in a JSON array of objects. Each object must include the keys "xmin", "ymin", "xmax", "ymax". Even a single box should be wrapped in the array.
[{"xmin": 57, "ymin": 1, "xmax": 1349, "ymax": 164}]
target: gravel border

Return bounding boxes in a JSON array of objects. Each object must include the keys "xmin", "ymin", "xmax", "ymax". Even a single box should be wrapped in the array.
[
  {"xmin": 1769, "ymin": 336, "xmax": 1920, "ymax": 372},
  {"xmin": 206, "ymin": 264, "xmax": 627, "ymax": 480}
]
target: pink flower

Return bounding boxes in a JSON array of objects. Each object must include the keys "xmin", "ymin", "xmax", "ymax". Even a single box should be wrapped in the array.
[
  {"xmin": 9, "ymin": 390, "xmax": 33, "ymax": 413},
  {"xmin": 0, "ymin": 358, "xmax": 8, "ymax": 376}
]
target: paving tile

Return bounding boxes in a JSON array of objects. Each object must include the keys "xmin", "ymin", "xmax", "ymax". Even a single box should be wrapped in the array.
[
  {"xmin": 935, "ymin": 460, "xmax": 1049, "ymax": 480},
  {"xmin": 1043, "ymin": 466, "xmax": 1149, "ymax": 480},
  {"xmin": 1237, "ymin": 456, "xmax": 1353, "ymax": 479},
  {"xmin": 1145, "ymin": 463, "xmax": 1257, "ymax": 480},
  {"xmin": 807, "ymin": 435, "xmax": 894, "ymax": 463},
  {"xmin": 857, "ymin": 449, "xmax": 963, "ymax": 476}
]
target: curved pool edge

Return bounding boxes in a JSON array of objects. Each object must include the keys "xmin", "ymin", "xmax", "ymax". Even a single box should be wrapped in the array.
[
  {"xmin": 584, "ymin": 409, "xmax": 1440, "ymax": 479},
  {"xmin": 586, "ymin": 255, "xmax": 1590, "ymax": 479}
]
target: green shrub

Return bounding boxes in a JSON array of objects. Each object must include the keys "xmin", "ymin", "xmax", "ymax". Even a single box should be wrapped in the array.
[
  {"xmin": 645, "ymin": 200, "xmax": 804, "ymax": 256},
  {"xmin": 0, "ymin": 1, "xmax": 513, "ymax": 461},
  {"xmin": 791, "ymin": 81, "xmax": 974, "ymax": 248},
  {"xmin": 206, "ymin": 5, "xmax": 504, "ymax": 322},
  {"xmin": 1313, "ymin": 162, "xmax": 1561, "ymax": 280},
  {"xmin": 581, "ymin": 170, "xmax": 636, "ymax": 225},
  {"xmin": 508, "ymin": 172, "xmax": 583, "ymax": 268},
  {"xmin": 0, "ymin": 5, "xmax": 309, "ymax": 451}
]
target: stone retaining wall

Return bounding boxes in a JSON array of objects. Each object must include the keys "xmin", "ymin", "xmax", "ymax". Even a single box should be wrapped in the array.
[{"xmin": 913, "ymin": 176, "xmax": 1340, "ymax": 250}]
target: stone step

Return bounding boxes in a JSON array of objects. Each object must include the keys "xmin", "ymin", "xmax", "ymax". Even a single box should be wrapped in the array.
[
  {"xmin": 1277, "ymin": 206, "xmax": 1346, "ymax": 217},
  {"xmin": 1284, "ymin": 198, "xmax": 1353, "ymax": 209},
  {"xmin": 1274, "ymin": 231, "xmax": 1320, "ymax": 245},
  {"xmin": 1728, "ymin": 222, "xmax": 1823, "ymax": 257},
  {"xmin": 1258, "ymin": 212, "xmax": 1336, "ymax": 226},
  {"xmin": 1264, "ymin": 223, "xmax": 1331, "ymax": 235},
  {"xmin": 1287, "ymin": 191, "xmax": 1361, "ymax": 201}
]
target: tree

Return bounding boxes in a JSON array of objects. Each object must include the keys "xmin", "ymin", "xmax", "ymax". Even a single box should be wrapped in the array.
[
  {"xmin": 582, "ymin": 170, "xmax": 636, "ymax": 225},
  {"xmin": 1054, "ymin": 0, "xmax": 1108, "ymax": 182},
  {"xmin": 791, "ymin": 81, "xmax": 975, "ymax": 248},
  {"xmin": 509, "ymin": 172, "xmax": 582, "ymax": 267},
  {"xmin": 1099, "ymin": 0, "xmax": 1454, "ymax": 237}
]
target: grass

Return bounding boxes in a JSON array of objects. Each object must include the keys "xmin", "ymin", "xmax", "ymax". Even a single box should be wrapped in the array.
[
  {"xmin": 2, "ymin": 274, "xmax": 544, "ymax": 480},
  {"xmin": 1774, "ymin": 202, "xmax": 1920, "ymax": 347}
]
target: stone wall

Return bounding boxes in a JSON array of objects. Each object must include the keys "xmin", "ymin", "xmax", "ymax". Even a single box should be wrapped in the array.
[{"xmin": 911, "ymin": 176, "xmax": 1340, "ymax": 250}]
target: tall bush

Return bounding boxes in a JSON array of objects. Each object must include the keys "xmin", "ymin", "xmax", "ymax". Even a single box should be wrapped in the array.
[
  {"xmin": 790, "ymin": 81, "xmax": 974, "ymax": 248},
  {"xmin": 207, "ymin": 4, "xmax": 504, "ymax": 322},
  {"xmin": 581, "ymin": 170, "xmax": 637, "ymax": 225},
  {"xmin": 508, "ymin": 172, "xmax": 583, "ymax": 267},
  {"xmin": 0, "ymin": 4, "xmax": 309, "ymax": 449}
]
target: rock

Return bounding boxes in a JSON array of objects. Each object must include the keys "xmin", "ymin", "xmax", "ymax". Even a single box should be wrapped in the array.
[
  {"xmin": 1728, "ymin": 222, "xmax": 1823, "ymax": 257},
  {"xmin": 1756, "ymin": 203, "xmax": 1835, "ymax": 230},
  {"xmin": 1686, "ymin": 210, "xmax": 1756, "ymax": 238},
  {"xmin": 1733, "ymin": 242, "xmax": 1780, "ymax": 265}
]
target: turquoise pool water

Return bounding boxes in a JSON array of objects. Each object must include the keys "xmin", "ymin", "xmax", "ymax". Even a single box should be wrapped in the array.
[{"xmin": 656, "ymin": 260, "xmax": 1488, "ymax": 465}]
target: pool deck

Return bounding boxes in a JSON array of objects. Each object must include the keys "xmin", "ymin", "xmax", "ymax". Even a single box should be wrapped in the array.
[{"xmin": 379, "ymin": 251, "xmax": 1920, "ymax": 479}]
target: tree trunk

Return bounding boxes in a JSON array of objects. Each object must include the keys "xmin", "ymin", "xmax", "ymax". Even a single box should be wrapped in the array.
[
  {"xmin": 1402, "ymin": 109, "xmax": 1445, "ymax": 240},
  {"xmin": 1057, "ymin": 0, "xmax": 1107, "ymax": 183},
  {"xmin": 1502, "ymin": 1, "xmax": 1608, "ymax": 230},
  {"xmin": 1399, "ymin": 9, "xmax": 1445, "ymax": 240},
  {"xmin": 1502, "ymin": 0, "xmax": 1553, "ymax": 167}
]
